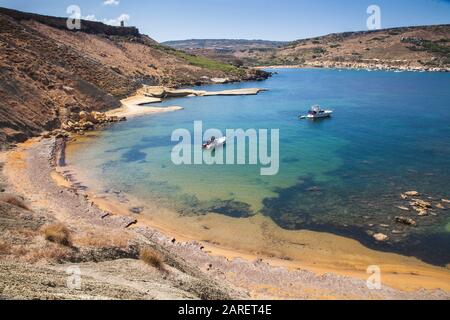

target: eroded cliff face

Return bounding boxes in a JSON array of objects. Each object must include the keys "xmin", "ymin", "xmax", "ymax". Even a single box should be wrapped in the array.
[
  {"xmin": 0, "ymin": 8, "xmax": 269, "ymax": 146},
  {"xmin": 0, "ymin": 13, "xmax": 127, "ymax": 145}
]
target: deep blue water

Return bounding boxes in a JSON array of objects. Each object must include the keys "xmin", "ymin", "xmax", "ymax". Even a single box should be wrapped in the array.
[{"xmin": 70, "ymin": 69, "xmax": 450, "ymax": 265}]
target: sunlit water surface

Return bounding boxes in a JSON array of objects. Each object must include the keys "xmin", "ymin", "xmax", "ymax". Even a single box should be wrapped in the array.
[{"xmin": 69, "ymin": 69, "xmax": 450, "ymax": 265}]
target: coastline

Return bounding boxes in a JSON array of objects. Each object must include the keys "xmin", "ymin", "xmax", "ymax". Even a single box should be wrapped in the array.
[
  {"xmin": 2, "ymin": 133, "xmax": 449, "ymax": 299},
  {"xmin": 107, "ymin": 96, "xmax": 184, "ymax": 119},
  {"xmin": 2, "ymin": 4, "xmax": 449, "ymax": 301},
  {"xmin": 254, "ymin": 63, "xmax": 450, "ymax": 73},
  {"xmin": 65, "ymin": 146, "xmax": 450, "ymax": 293},
  {"xmin": 2, "ymin": 82, "xmax": 449, "ymax": 299},
  {"xmin": 104, "ymin": 86, "xmax": 268, "ymax": 119}
]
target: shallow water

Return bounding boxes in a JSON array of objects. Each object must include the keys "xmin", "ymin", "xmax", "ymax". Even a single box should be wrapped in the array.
[{"xmin": 69, "ymin": 69, "xmax": 450, "ymax": 265}]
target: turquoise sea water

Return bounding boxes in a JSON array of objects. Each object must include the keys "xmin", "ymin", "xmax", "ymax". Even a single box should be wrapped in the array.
[{"xmin": 70, "ymin": 69, "xmax": 450, "ymax": 265}]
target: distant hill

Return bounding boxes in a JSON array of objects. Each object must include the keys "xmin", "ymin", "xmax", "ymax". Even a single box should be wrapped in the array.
[
  {"xmin": 246, "ymin": 25, "xmax": 450, "ymax": 70},
  {"xmin": 165, "ymin": 25, "xmax": 450, "ymax": 71},
  {"xmin": 162, "ymin": 39, "xmax": 288, "ymax": 68},
  {"xmin": 162, "ymin": 39, "xmax": 288, "ymax": 51},
  {"xmin": 0, "ymin": 7, "xmax": 269, "ymax": 146}
]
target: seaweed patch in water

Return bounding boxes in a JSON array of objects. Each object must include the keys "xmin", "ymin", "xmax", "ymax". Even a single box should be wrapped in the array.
[
  {"xmin": 261, "ymin": 176, "xmax": 320, "ymax": 229},
  {"xmin": 141, "ymin": 135, "xmax": 174, "ymax": 148},
  {"xmin": 122, "ymin": 148, "xmax": 147, "ymax": 163},
  {"xmin": 260, "ymin": 176, "xmax": 450, "ymax": 266},
  {"xmin": 201, "ymin": 199, "xmax": 254, "ymax": 218},
  {"xmin": 178, "ymin": 195, "xmax": 253, "ymax": 218},
  {"xmin": 282, "ymin": 157, "xmax": 300, "ymax": 163},
  {"xmin": 108, "ymin": 135, "xmax": 172, "ymax": 161}
]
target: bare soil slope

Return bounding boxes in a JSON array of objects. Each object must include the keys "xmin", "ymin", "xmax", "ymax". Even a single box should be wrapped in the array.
[{"xmin": 0, "ymin": 8, "xmax": 268, "ymax": 146}]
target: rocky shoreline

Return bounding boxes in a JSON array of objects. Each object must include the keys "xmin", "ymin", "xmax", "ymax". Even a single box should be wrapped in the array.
[
  {"xmin": 305, "ymin": 60, "xmax": 450, "ymax": 72},
  {"xmin": 0, "ymin": 137, "xmax": 243, "ymax": 299},
  {"xmin": 33, "ymin": 86, "xmax": 269, "ymax": 138},
  {"xmin": 257, "ymin": 61, "xmax": 450, "ymax": 72},
  {"xmin": 369, "ymin": 191, "xmax": 449, "ymax": 244},
  {"xmin": 1, "ymin": 79, "xmax": 450, "ymax": 299}
]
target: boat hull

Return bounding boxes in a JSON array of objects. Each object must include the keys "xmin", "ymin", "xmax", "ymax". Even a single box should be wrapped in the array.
[
  {"xmin": 306, "ymin": 111, "xmax": 333, "ymax": 119},
  {"xmin": 204, "ymin": 137, "xmax": 227, "ymax": 150}
]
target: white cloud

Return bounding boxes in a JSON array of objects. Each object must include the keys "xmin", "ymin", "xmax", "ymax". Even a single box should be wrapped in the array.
[
  {"xmin": 83, "ymin": 13, "xmax": 131, "ymax": 26},
  {"xmin": 83, "ymin": 14, "xmax": 97, "ymax": 21},
  {"xmin": 104, "ymin": 14, "xmax": 130, "ymax": 26},
  {"xmin": 103, "ymin": 0, "xmax": 120, "ymax": 5}
]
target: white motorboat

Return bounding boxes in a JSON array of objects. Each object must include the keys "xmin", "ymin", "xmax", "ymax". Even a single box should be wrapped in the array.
[
  {"xmin": 299, "ymin": 105, "xmax": 333, "ymax": 119},
  {"xmin": 203, "ymin": 136, "xmax": 227, "ymax": 150}
]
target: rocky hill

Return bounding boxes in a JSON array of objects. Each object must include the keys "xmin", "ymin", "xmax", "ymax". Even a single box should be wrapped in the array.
[
  {"xmin": 163, "ymin": 39, "xmax": 288, "ymax": 67},
  {"xmin": 249, "ymin": 25, "xmax": 450, "ymax": 71},
  {"xmin": 163, "ymin": 39, "xmax": 287, "ymax": 51},
  {"xmin": 168, "ymin": 25, "xmax": 450, "ymax": 71},
  {"xmin": 0, "ymin": 8, "xmax": 269, "ymax": 147}
]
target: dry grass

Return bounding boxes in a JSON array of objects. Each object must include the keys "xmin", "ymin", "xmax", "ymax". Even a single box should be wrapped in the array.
[
  {"xmin": 0, "ymin": 240, "xmax": 72, "ymax": 263},
  {"xmin": 13, "ymin": 228, "xmax": 38, "ymax": 239},
  {"xmin": 0, "ymin": 241, "xmax": 12, "ymax": 255},
  {"xmin": 42, "ymin": 223, "xmax": 72, "ymax": 247},
  {"xmin": 0, "ymin": 194, "xmax": 29, "ymax": 210},
  {"xmin": 140, "ymin": 247, "xmax": 165, "ymax": 271},
  {"xmin": 10, "ymin": 245, "xmax": 27, "ymax": 257},
  {"xmin": 73, "ymin": 229, "xmax": 131, "ymax": 249},
  {"xmin": 23, "ymin": 244, "xmax": 72, "ymax": 263}
]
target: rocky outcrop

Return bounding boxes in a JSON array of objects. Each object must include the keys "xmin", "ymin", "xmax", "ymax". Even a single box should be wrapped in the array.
[
  {"xmin": 395, "ymin": 216, "xmax": 417, "ymax": 227},
  {"xmin": 403, "ymin": 191, "xmax": 421, "ymax": 197},
  {"xmin": 397, "ymin": 191, "xmax": 449, "ymax": 220},
  {"xmin": 410, "ymin": 199, "xmax": 432, "ymax": 216},
  {"xmin": 138, "ymin": 85, "xmax": 267, "ymax": 98},
  {"xmin": 61, "ymin": 111, "xmax": 126, "ymax": 134},
  {"xmin": 373, "ymin": 233, "xmax": 389, "ymax": 242},
  {"xmin": 0, "ymin": 7, "xmax": 141, "ymax": 37},
  {"xmin": 363, "ymin": 190, "xmax": 449, "ymax": 245}
]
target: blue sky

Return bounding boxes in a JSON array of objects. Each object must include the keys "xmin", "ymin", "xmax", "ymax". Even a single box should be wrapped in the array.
[{"xmin": 1, "ymin": 0, "xmax": 449, "ymax": 42}]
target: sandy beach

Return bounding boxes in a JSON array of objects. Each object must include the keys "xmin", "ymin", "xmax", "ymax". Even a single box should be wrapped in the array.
[
  {"xmin": 1, "ymin": 133, "xmax": 449, "ymax": 299},
  {"xmin": 66, "ymin": 135, "xmax": 450, "ymax": 293},
  {"xmin": 1, "ymin": 83, "xmax": 449, "ymax": 299}
]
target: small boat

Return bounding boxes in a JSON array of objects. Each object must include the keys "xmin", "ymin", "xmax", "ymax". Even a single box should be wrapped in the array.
[
  {"xmin": 202, "ymin": 136, "xmax": 227, "ymax": 150},
  {"xmin": 299, "ymin": 105, "xmax": 333, "ymax": 120}
]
